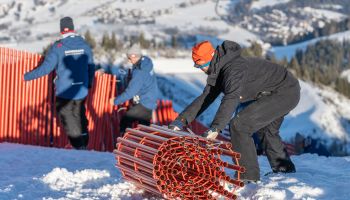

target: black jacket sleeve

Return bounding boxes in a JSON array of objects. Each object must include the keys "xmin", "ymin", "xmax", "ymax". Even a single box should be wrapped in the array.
[
  {"xmin": 210, "ymin": 68, "xmax": 244, "ymax": 131},
  {"xmin": 177, "ymin": 84, "xmax": 221, "ymax": 124}
]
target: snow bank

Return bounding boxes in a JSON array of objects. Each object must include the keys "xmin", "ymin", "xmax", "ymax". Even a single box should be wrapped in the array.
[{"xmin": 1, "ymin": 143, "xmax": 349, "ymax": 200}]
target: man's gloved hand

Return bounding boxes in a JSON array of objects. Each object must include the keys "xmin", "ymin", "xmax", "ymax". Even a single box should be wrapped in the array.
[
  {"xmin": 168, "ymin": 119, "xmax": 185, "ymax": 131},
  {"xmin": 203, "ymin": 128, "xmax": 220, "ymax": 140},
  {"xmin": 133, "ymin": 95, "xmax": 140, "ymax": 104}
]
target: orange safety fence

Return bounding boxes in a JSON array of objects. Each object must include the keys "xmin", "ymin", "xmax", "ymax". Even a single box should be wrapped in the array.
[
  {"xmin": 0, "ymin": 47, "xmax": 120, "ymax": 151},
  {"xmin": 0, "ymin": 47, "xmax": 209, "ymax": 152}
]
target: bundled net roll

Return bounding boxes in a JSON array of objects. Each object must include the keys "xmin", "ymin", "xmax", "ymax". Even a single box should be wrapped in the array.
[{"xmin": 114, "ymin": 124, "xmax": 245, "ymax": 199}]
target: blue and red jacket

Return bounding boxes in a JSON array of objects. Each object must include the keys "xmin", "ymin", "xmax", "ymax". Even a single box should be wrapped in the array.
[{"xmin": 24, "ymin": 33, "xmax": 95, "ymax": 100}]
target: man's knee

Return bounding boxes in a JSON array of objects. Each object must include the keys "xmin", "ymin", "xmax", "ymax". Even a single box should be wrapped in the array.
[
  {"xmin": 259, "ymin": 126, "xmax": 280, "ymax": 138},
  {"xmin": 66, "ymin": 128, "xmax": 81, "ymax": 138},
  {"xmin": 121, "ymin": 115, "xmax": 134, "ymax": 124},
  {"xmin": 257, "ymin": 119, "xmax": 283, "ymax": 137},
  {"xmin": 230, "ymin": 118, "xmax": 256, "ymax": 136}
]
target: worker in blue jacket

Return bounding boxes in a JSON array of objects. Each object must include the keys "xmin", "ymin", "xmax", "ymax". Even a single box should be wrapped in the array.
[
  {"xmin": 109, "ymin": 43, "xmax": 158, "ymax": 136},
  {"xmin": 24, "ymin": 17, "xmax": 95, "ymax": 149}
]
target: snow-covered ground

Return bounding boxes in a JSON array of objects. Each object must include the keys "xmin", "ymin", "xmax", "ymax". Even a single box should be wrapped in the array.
[
  {"xmin": 251, "ymin": 0, "xmax": 292, "ymax": 10},
  {"xmin": 283, "ymin": 81, "xmax": 350, "ymax": 143},
  {"xmin": 1, "ymin": 143, "xmax": 349, "ymax": 200},
  {"xmin": 0, "ymin": 143, "xmax": 149, "ymax": 200}
]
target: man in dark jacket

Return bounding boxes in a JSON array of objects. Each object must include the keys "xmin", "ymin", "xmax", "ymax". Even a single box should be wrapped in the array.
[
  {"xmin": 169, "ymin": 40, "xmax": 300, "ymax": 182},
  {"xmin": 109, "ymin": 44, "xmax": 158, "ymax": 136},
  {"xmin": 24, "ymin": 17, "xmax": 95, "ymax": 150}
]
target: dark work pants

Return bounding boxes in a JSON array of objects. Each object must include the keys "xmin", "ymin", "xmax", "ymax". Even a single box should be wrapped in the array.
[
  {"xmin": 56, "ymin": 97, "xmax": 89, "ymax": 149},
  {"xmin": 230, "ymin": 83, "xmax": 300, "ymax": 181},
  {"xmin": 256, "ymin": 117, "xmax": 291, "ymax": 170},
  {"xmin": 120, "ymin": 104, "xmax": 152, "ymax": 136}
]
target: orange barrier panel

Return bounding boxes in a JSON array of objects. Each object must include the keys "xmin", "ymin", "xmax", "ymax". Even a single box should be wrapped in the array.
[
  {"xmin": 0, "ymin": 47, "xmax": 212, "ymax": 152},
  {"xmin": 0, "ymin": 47, "xmax": 118, "ymax": 151},
  {"xmin": 0, "ymin": 48, "xmax": 5, "ymax": 142}
]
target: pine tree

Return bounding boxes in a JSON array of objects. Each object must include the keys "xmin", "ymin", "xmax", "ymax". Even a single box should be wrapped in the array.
[
  {"xmin": 171, "ymin": 35, "xmax": 177, "ymax": 48},
  {"xmin": 335, "ymin": 78, "xmax": 350, "ymax": 98},
  {"xmin": 279, "ymin": 56, "xmax": 288, "ymax": 68},
  {"xmin": 110, "ymin": 33, "xmax": 117, "ymax": 50},
  {"xmin": 250, "ymin": 42, "xmax": 263, "ymax": 57},
  {"xmin": 139, "ymin": 32, "xmax": 150, "ymax": 49},
  {"xmin": 84, "ymin": 30, "xmax": 96, "ymax": 49},
  {"xmin": 242, "ymin": 42, "xmax": 263, "ymax": 58},
  {"xmin": 101, "ymin": 32, "xmax": 110, "ymax": 50},
  {"xmin": 312, "ymin": 69, "xmax": 322, "ymax": 84},
  {"xmin": 266, "ymin": 53, "xmax": 277, "ymax": 63},
  {"xmin": 289, "ymin": 57, "xmax": 301, "ymax": 77},
  {"xmin": 301, "ymin": 67, "xmax": 311, "ymax": 80}
]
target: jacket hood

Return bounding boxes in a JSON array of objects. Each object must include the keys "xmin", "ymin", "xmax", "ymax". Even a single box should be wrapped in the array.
[
  {"xmin": 207, "ymin": 40, "xmax": 242, "ymax": 86},
  {"xmin": 60, "ymin": 34, "xmax": 87, "ymax": 48},
  {"xmin": 136, "ymin": 56, "xmax": 153, "ymax": 72}
]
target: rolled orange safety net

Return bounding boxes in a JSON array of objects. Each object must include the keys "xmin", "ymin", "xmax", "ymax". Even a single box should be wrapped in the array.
[{"xmin": 114, "ymin": 124, "xmax": 245, "ymax": 199}]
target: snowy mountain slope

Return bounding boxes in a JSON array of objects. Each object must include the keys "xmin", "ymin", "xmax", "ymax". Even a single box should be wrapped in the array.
[
  {"xmin": 240, "ymin": 0, "xmax": 349, "ymax": 46},
  {"xmin": 282, "ymin": 81, "xmax": 350, "ymax": 143},
  {"xmin": 270, "ymin": 30, "xmax": 350, "ymax": 60},
  {"xmin": 152, "ymin": 58, "xmax": 350, "ymax": 151},
  {"xmin": 0, "ymin": 143, "xmax": 349, "ymax": 200},
  {"xmin": 251, "ymin": 0, "xmax": 292, "ymax": 10},
  {"xmin": 0, "ymin": 0, "xmax": 258, "ymax": 52},
  {"xmin": 0, "ymin": 0, "xmax": 348, "ymax": 60}
]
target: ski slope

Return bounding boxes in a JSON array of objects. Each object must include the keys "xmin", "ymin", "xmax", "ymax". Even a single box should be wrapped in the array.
[{"xmin": 1, "ymin": 143, "xmax": 349, "ymax": 200}]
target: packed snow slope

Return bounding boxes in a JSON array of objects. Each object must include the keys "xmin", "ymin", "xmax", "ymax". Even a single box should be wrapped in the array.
[{"xmin": 0, "ymin": 143, "xmax": 349, "ymax": 200}]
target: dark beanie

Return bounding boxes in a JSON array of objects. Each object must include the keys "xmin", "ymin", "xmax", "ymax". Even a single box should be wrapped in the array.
[{"xmin": 60, "ymin": 16, "xmax": 74, "ymax": 32}]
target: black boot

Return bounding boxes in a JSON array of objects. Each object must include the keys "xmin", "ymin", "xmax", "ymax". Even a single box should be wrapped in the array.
[
  {"xmin": 69, "ymin": 133, "xmax": 89, "ymax": 150},
  {"xmin": 82, "ymin": 133, "xmax": 89, "ymax": 148},
  {"xmin": 272, "ymin": 160, "xmax": 296, "ymax": 173}
]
